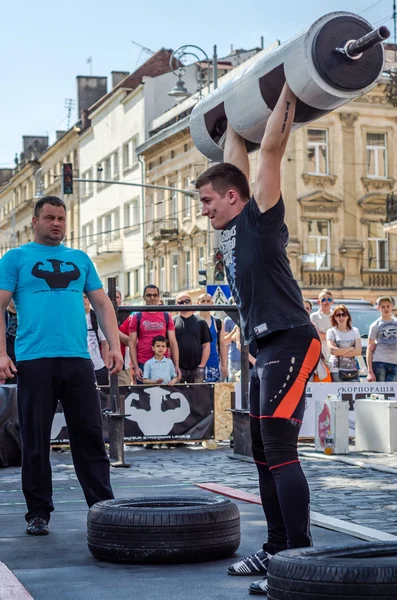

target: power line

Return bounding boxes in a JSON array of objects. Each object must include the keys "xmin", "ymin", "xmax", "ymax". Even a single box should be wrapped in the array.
[{"xmin": 361, "ymin": 0, "xmax": 387, "ymax": 15}]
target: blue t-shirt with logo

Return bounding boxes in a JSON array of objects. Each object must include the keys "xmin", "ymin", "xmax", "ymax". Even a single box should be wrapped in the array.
[{"xmin": 0, "ymin": 242, "xmax": 102, "ymax": 361}]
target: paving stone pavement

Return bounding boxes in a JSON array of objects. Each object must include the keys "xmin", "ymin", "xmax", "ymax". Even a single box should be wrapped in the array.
[{"xmin": 2, "ymin": 442, "xmax": 397, "ymax": 536}]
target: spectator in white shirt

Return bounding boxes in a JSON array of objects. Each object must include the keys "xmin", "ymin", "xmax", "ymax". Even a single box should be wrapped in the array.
[
  {"xmin": 83, "ymin": 294, "xmax": 109, "ymax": 385},
  {"xmin": 326, "ymin": 305, "xmax": 361, "ymax": 382}
]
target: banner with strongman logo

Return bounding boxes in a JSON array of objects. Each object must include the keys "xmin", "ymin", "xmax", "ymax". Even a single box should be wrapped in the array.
[{"xmin": 50, "ymin": 384, "xmax": 215, "ymax": 444}]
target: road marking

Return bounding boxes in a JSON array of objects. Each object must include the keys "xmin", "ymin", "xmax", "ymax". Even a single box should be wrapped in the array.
[
  {"xmin": 195, "ymin": 482, "xmax": 397, "ymax": 543},
  {"xmin": 0, "ymin": 562, "xmax": 33, "ymax": 599}
]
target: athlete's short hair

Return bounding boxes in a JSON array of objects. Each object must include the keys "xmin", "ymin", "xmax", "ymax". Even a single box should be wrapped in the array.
[
  {"xmin": 34, "ymin": 196, "xmax": 66, "ymax": 217},
  {"xmin": 195, "ymin": 163, "xmax": 250, "ymax": 200}
]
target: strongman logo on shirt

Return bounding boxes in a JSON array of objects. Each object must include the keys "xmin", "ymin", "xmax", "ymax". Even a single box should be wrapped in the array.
[{"xmin": 31, "ymin": 259, "xmax": 81, "ymax": 289}]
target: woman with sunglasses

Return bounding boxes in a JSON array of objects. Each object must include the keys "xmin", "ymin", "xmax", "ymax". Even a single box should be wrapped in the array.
[{"xmin": 326, "ymin": 305, "xmax": 362, "ymax": 382}]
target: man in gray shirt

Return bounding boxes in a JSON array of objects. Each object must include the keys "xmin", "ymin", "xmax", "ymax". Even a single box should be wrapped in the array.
[{"xmin": 367, "ymin": 296, "xmax": 397, "ymax": 382}]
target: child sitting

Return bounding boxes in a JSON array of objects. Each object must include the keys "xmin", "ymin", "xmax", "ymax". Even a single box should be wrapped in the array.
[{"xmin": 143, "ymin": 335, "xmax": 178, "ymax": 385}]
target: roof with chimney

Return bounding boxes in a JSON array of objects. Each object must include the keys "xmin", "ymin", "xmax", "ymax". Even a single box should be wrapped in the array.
[{"xmin": 88, "ymin": 48, "xmax": 174, "ymax": 115}]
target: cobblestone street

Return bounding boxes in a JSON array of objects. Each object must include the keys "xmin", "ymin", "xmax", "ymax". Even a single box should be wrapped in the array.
[{"xmin": 2, "ymin": 442, "xmax": 397, "ymax": 536}]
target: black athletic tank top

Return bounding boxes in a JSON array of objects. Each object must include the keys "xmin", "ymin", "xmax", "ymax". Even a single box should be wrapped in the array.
[{"xmin": 220, "ymin": 196, "xmax": 311, "ymax": 344}]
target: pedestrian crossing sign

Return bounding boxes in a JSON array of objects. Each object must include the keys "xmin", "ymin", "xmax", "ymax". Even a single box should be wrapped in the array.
[{"xmin": 206, "ymin": 284, "xmax": 231, "ymax": 305}]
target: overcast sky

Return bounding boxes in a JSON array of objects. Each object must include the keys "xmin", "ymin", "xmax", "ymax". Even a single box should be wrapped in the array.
[{"xmin": 0, "ymin": 0, "xmax": 392, "ymax": 167}]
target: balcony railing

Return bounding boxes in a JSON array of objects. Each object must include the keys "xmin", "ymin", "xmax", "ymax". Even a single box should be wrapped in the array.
[
  {"xmin": 97, "ymin": 236, "xmax": 122, "ymax": 255},
  {"xmin": 152, "ymin": 218, "xmax": 178, "ymax": 239},
  {"xmin": 386, "ymin": 193, "xmax": 397, "ymax": 223},
  {"xmin": 301, "ymin": 269, "xmax": 344, "ymax": 289},
  {"xmin": 362, "ymin": 270, "xmax": 397, "ymax": 289}
]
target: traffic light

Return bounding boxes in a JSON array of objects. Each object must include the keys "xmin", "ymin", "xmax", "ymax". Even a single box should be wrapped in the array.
[
  {"xmin": 214, "ymin": 249, "xmax": 225, "ymax": 282},
  {"xmin": 62, "ymin": 163, "xmax": 73, "ymax": 195},
  {"xmin": 198, "ymin": 269, "xmax": 207, "ymax": 286}
]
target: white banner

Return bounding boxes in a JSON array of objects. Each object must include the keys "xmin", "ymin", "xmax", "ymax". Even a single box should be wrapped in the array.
[
  {"xmin": 234, "ymin": 381, "xmax": 397, "ymax": 438},
  {"xmin": 302, "ymin": 382, "xmax": 397, "ymax": 438}
]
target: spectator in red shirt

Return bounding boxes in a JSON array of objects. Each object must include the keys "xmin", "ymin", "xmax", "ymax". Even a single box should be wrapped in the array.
[{"xmin": 129, "ymin": 285, "xmax": 180, "ymax": 382}]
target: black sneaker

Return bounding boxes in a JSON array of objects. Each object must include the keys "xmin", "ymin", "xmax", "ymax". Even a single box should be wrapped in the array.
[
  {"xmin": 227, "ymin": 549, "xmax": 272, "ymax": 575},
  {"xmin": 249, "ymin": 577, "xmax": 268, "ymax": 595},
  {"xmin": 26, "ymin": 517, "xmax": 49, "ymax": 536}
]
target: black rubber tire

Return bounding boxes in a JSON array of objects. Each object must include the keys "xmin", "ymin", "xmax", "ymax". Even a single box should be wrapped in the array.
[
  {"xmin": 267, "ymin": 541, "xmax": 397, "ymax": 600},
  {"xmin": 87, "ymin": 495, "xmax": 240, "ymax": 564}
]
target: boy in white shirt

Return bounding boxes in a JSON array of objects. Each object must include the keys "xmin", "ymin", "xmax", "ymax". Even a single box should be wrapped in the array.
[
  {"xmin": 367, "ymin": 296, "xmax": 397, "ymax": 382},
  {"xmin": 143, "ymin": 336, "xmax": 178, "ymax": 385}
]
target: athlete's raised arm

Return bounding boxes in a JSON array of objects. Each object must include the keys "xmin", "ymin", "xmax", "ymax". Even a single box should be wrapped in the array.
[
  {"xmin": 254, "ymin": 82, "xmax": 296, "ymax": 213},
  {"xmin": 224, "ymin": 122, "xmax": 250, "ymax": 184}
]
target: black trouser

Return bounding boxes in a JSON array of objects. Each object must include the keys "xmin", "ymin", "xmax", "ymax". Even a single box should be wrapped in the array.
[
  {"xmin": 250, "ymin": 325, "xmax": 321, "ymax": 555},
  {"xmin": 17, "ymin": 358, "xmax": 114, "ymax": 523},
  {"xmin": 95, "ymin": 365, "xmax": 109, "ymax": 386}
]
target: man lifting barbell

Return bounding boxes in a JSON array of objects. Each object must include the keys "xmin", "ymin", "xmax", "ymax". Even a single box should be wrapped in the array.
[{"xmin": 196, "ymin": 82, "xmax": 321, "ymax": 596}]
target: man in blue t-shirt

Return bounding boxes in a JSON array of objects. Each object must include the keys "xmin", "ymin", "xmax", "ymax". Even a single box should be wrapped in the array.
[{"xmin": 0, "ymin": 195, "xmax": 123, "ymax": 537}]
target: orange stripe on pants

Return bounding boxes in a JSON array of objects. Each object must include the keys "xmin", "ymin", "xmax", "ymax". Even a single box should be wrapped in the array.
[{"xmin": 273, "ymin": 338, "xmax": 321, "ymax": 419}]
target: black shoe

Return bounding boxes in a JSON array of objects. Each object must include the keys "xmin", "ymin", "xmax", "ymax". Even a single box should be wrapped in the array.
[
  {"xmin": 26, "ymin": 517, "xmax": 49, "ymax": 536},
  {"xmin": 249, "ymin": 577, "xmax": 268, "ymax": 595},
  {"xmin": 227, "ymin": 549, "xmax": 272, "ymax": 575}
]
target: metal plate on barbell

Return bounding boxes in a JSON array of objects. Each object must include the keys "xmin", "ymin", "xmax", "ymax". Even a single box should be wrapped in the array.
[{"xmin": 312, "ymin": 16, "xmax": 384, "ymax": 91}]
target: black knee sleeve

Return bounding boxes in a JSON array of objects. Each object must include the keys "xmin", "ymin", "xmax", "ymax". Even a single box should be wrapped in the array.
[{"xmin": 261, "ymin": 418, "xmax": 300, "ymax": 469}]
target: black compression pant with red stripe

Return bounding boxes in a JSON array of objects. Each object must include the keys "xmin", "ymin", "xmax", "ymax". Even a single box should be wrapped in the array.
[{"xmin": 250, "ymin": 324, "xmax": 321, "ymax": 555}]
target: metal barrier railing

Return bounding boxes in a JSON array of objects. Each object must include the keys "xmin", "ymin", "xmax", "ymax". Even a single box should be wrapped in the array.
[{"xmin": 107, "ymin": 278, "xmax": 250, "ymax": 466}]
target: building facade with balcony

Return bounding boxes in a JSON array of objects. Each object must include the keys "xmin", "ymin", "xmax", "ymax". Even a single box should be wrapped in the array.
[
  {"xmin": 0, "ymin": 129, "xmax": 81, "ymax": 260},
  {"xmin": 138, "ymin": 45, "xmax": 397, "ymax": 304},
  {"xmin": 78, "ymin": 50, "xmax": 192, "ymax": 302},
  {"xmin": 0, "ymin": 136, "xmax": 49, "ymax": 256},
  {"xmin": 138, "ymin": 117, "xmax": 209, "ymax": 302}
]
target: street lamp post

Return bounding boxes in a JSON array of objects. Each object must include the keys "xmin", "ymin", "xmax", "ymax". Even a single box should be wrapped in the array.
[{"xmin": 168, "ymin": 44, "xmax": 217, "ymax": 101}]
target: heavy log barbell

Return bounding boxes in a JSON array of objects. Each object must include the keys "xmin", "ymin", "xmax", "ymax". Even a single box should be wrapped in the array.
[{"xmin": 189, "ymin": 12, "xmax": 390, "ymax": 162}]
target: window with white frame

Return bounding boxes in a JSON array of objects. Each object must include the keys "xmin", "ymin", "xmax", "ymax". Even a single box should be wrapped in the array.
[
  {"xmin": 133, "ymin": 268, "xmax": 139, "ymax": 296},
  {"xmin": 148, "ymin": 260, "xmax": 155, "ymax": 285},
  {"xmin": 123, "ymin": 135, "xmax": 139, "ymax": 172},
  {"xmin": 82, "ymin": 221, "xmax": 94, "ymax": 249},
  {"xmin": 96, "ymin": 161, "xmax": 104, "ymax": 188},
  {"xmin": 185, "ymin": 251, "xmax": 191, "ymax": 288},
  {"xmin": 307, "ymin": 129, "xmax": 328, "ymax": 175},
  {"xmin": 368, "ymin": 222, "xmax": 388, "ymax": 270},
  {"xmin": 159, "ymin": 256, "xmax": 165, "ymax": 292},
  {"xmin": 307, "ymin": 220, "xmax": 331, "ymax": 269},
  {"xmin": 157, "ymin": 189, "xmax": 164, "ymax": 220},
  {"xmin": 81, "ymin": 168, "xmax": 93, "ymax": 199},
  {"xmin": 125, "ymin": 272, "xmax": 131, "ymax": 298},
  {"xmin": 366, "ymin": 133, "xmax": 387, "ymax": 178},
  {"xmin": 124, "ymin": 198, "xmax": 140, "ymax": 228},
  {"xmin": 104, "ymin": 156, "xmax": 111, "ymax": 180},
  {"xmin": 171, "ymin": 254, "xmax": 179, "ymax": 292},
  {"xmin": 97, "ymin": 209, "xmax": 119, "ymax": 244},
  {"xmin": 170, "ymin": 182, "xmax": 177, "ymax": 219},
  {"xmin": 184, "ymin": 177, "xmax": 191, "ymax": 217},
  {"xmin": 198, "ymin": 247, "xmax": 205, "ymax": 272},
  {"xmin": 146, "ymin": 194, "xmax": 154, "ymax": 231},
  {"xmin": 113, "ymin": 151, "xmax": 119, "ymax": 179}
]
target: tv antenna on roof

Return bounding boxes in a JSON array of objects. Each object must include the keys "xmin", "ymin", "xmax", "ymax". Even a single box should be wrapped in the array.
[{"xmin": 131, "ymin": 40, "xmax": 155, "ymax": 65}]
